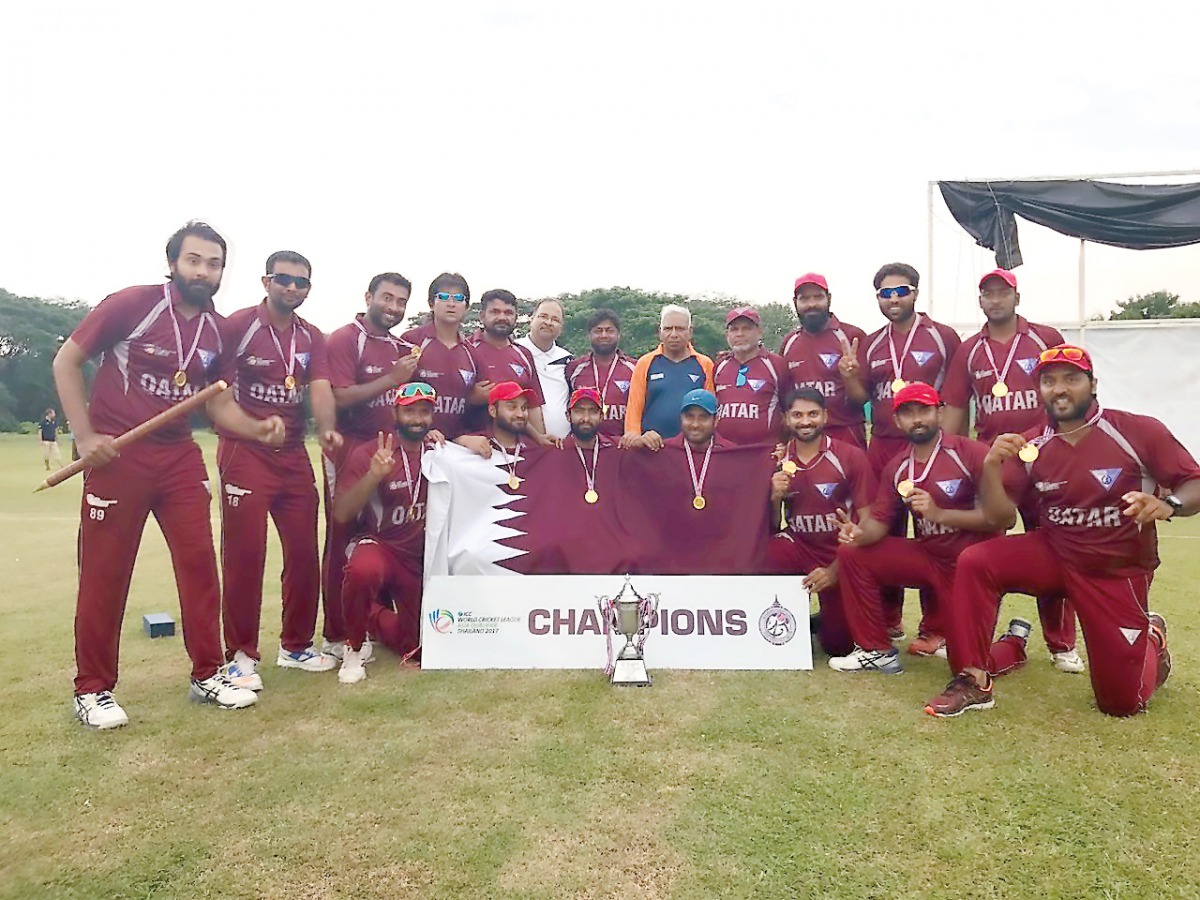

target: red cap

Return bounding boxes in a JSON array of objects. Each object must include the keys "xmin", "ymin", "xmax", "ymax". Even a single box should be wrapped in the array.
[
  {"xmin": 488, "ymin": 381, "xmax": 534, "ymax": 404},
  {"xmin": 892, "ymin": 381, "xmax": 941, "ymax": 411},
  {"xmin": 568, "ymin": 387, "xmax": 603, "ymax": 409},
  {"xmin": 725, "ymin": 306, "xmax": 762, "ymax": 327},
  {"xmin": 1033, "ymin": 344, "xmax": 1093, "ymax": 375},
  {"xmin": 979, "ymin": 268, "xmax": 1017, "ymax": 290},
  {"xmin": 793, "ymin": 273, "xmax": 830, "ymax": 294}
]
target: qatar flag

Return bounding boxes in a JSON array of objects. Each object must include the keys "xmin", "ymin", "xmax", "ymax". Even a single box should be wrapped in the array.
[{"xmin": 423, "ymin": 442, "xmax": 776, "ymax": 576}]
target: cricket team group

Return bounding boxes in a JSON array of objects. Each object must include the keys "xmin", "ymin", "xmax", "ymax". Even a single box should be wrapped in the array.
[{"xmin": 53, "ymin": 220, "xmax": 1200, "ymax": 730}]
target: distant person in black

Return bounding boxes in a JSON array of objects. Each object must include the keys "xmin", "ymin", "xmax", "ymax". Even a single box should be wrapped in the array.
[{"xmin": 40, "ymin": 408, "xmax": 62, "ymax": 470}]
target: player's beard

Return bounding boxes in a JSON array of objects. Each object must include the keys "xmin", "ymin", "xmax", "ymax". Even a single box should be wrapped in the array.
[
  {"xmin": 367, "ymin": 306, "xmax": 400, "ymax": 332},
  {"xmin": 905, "ymin": 424, "xmax": 938, "ymax": 445},
  {"xmin": 1048, "ymin": 395, "xmax": 1093, "ymax": 425},
  {"xmin": 792, "ymin": 425, "xmax": 823, "ymax": 444},
  {"xmin": 800, "ymin": 310, "xmax": 830, "ymax": 333},
  {"xmin": 173, "ymin": 273, "xmax": 218, "ymax": 309},
  {"xmin": 570, "ymin": 421, "xmax": 598, "ymax": 443},
  {"xmin": 590, "ymin": 339, "xmax": 617, "ymax": 358},
  {"xmin": 397, "ymin": 422, "xmax": 430, "ymax": 444},
  {"xmin": 485, "ymin": 321, "xmax": 514, "ymax": 340}
]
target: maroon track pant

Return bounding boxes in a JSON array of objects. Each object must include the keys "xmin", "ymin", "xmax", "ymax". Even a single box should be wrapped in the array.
[
  {"xmin": 763, "ymin": 535, "xmax": 852, "ymax": 656},
  {"xmin": 837, "ymin": 537, "xmax": 951, "ymax": 651},
  {"xmin": 320, "ymin": 438, "xmax": 365, "ymax": 643},
  {"xmin": 218, "ymin": 438, "xmax": 320, "ymax": 660},
  {"xmin": 341, "ymin": 539, "xmax": 423, "ymax": 656},
  {"xmin": 74, "ymin": 440, "xmax": 223, "ymax": 693},
  {"xmin": 947, "ymin": 532, "xmax": 1160, "ymax": 717}
]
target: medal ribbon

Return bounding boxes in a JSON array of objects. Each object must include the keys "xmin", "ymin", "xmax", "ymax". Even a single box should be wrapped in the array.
[
  {"xmin": 491, "ymin": 438, "xmax": 522, "ymax": 485},
  {"xmin": 398, "ymin": 443, "xmax": 425, "ymax": 524},
  {"xmin": 590, "ymin": 354, "xmax": 620, "ymax": 407},
  {"xmin": 685, "ymin": 437, "xmax": 714, "ymax": 501},
  {"xmin": 905, "ymin": 433, "xmax": 944, "ymax": 488},
  {"xmin": 783, "ymin": 435, "xmax": 830, "ymax": 473},
  {"xmin": 165, "ymin": 284, "xmax": 209, "ymax": 379},
  {"xmin": 886, "ymin": 313, "xmax": 923, "ymax": 384},
  {"xmin": 267, "ymin": 320, "xmax": 298, "ymax": 385},
  {"xmin": 575, "ymin": 440, "xmax": 599, "ymax": 494},
  {"xmin": 980, "ymin": 331, "xmax": 1022, "ymax": 387}
]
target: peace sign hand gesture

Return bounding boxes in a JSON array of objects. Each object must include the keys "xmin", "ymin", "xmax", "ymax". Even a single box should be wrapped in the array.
[
  {"xmin": 370, "ymin": 430, "xmax": 396, "ymax": 478},
  {"xmin": 835, "ymin": 507, "xmax": 863, "ymax": 545},
  {"xmin": 836, "ymin": 334, "xmax": 861, "ymax": 379}
]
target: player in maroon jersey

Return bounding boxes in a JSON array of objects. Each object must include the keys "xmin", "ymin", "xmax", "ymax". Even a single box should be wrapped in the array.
[
  {"xmin": 52, "ymin": 221, "xmax": 279, "ymax": 728},
  {"xmin": 564, "ymin": 309, "xmax": 637, "ymax": 438},
  {"xmin": 321, "ymin": 272, "xmax": 423, "ymax": 656},
  {"xmin": 925, "ymin": 345, "xmax": 1200, "ymax": 717},
  {"xmin": 563, "ymin": 388, "xmax": 617, "ymax": 452},
  {"xmin": 778, "ymin": 273, "xmax": 869, "ymax": 448},
  {"xmin": 860, "ymin": 263, "xmax": 962, "ymax": 644},
  {"xmin": 331, "ymin": 382, "xmax": 440, "ymax": 684},
  {"xmin": 216, "ymin": 251, "xmax": 342, "ymax": 692},
  {"xmin": 764, "ymin": 388, "xmax": 876, "ymax": 656},
  {"xmin": 827, "ymin": 383, "xmax": 1013, "ymax": 674},
  {"xmin": 713, "ymin": 307, "xmax": 787, "ymax": 446},
  {"xmin": 940, "ymin": 269, "xmax": 1080, "ymax": 673}
]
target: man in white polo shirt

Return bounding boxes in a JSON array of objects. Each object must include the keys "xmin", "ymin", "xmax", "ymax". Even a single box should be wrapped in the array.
[{"xmin": 516, "ymin": 299, "xmax": 573, "ymax": 439}]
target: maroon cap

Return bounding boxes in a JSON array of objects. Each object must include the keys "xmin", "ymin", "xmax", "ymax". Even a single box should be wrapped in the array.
[
  {"xmin": 793, "ymin": 273, "xmax": 830, "ymax": 294},
  {"xmin": 568, "ymin": 387, "xmax": 603, "ymax": 409},
  {"xmin": 892, "ymin": 381, "xmax": 941, "ymax": 411},
  {"xmin": 725, "ymin": 306, "xmax": 762, "ymax": 327},
  {"xmin": 979, "ymin": 268, "xmax": 1017, "ymax": 290},
  {"xmin": 488, "ymin": 381, "xmax": 534, "ymax": 404},
  {"xmin": 1033, "ymin": 344, "xmax": 1093, "ymax": 376}
]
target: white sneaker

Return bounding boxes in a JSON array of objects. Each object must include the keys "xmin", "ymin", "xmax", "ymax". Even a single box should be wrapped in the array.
[
  {"xmin": 321, "ymin": 639, "xmax": 374, "ymax": 664},
  {"xmin": 828, "ymin": 646, "xmax": 904, "ymax": 674},
  {"xmin": 222, "ymin": 651, "xmax": 263, "ymax": 691},
  {"xmin": 74, "ymin": 691, "xmax": 129, "ymax": 729},
  {"xmin": 190, "ymin": 674, "xmax": 258, "ymax": 709},
  {"xmin": 276, "ymin": 645, "xmax": 337, "ymax": 672},
  {"xmin": 338, "ymin": 645, "xmax": 368, "ymax": 685},
  {"xmin": 1051, "ymin": 649, "xmax": 1085, "ymax": 674}
]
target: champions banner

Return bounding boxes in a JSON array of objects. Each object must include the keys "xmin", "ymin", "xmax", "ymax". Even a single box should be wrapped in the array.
[{"xmin": 421, "ymin": 442, "xmax": 777, "ymax": 577}]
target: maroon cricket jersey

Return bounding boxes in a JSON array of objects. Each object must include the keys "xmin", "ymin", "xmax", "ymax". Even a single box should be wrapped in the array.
[
  {"xmin": 339, "ymin": 440, "xmax": 428, "ymax": 559},
  {"xmin": 462, "ymin": 336, "xmax": 545, "ymax": 433},
  {"xmin": 564, "ymin": 352, "xmax": 637, "ymax": 437},
  {"xmin": 862, "ymin": 314, "xmax": 961, "ymax": 440},
  {"xmin": 712, "ymin": 350, "xmax": 786, "ymax": 445},
  {"xmin": 941, "ymin": 317, "xmax": 1063, "ymax": 442},
  {"xmin": 873, "ymin": 432, "xmax": 991, "ymax": 560},
  {"xmin": 780, "ymin": 436, "xmax": 875, "ymax": 551},
  {"xmin": 216, "ymin": 302, "xmax": 329, "ymax": 447},
  {"xmin": 327, "ymin": 314, "xmax": 418, "ymax": 442},
  {"xmin": 778, "ymin": 315, "xmax": 868, "ymax": 430},
  {"xmin": 70, "ymin": 282, "xmax": 225, "ymax": 443},
  {"xmin": 1002, "ymin": 407, "xmax": 1200, "ymax": 576},
  {"xmin": 400, "ymin": 322, "xmax": 479, "ymax": 439}
]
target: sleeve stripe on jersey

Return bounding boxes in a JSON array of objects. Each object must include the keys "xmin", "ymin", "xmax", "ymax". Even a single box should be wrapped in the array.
[{"xmin": 1096, "ymin": 418, "xmax": 1155, "ymax": 494}]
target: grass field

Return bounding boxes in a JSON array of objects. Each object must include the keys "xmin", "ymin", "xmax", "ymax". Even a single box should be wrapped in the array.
[{"xmin": 3, "ymin": 431, "xmax": 1200, "ymax": 899}]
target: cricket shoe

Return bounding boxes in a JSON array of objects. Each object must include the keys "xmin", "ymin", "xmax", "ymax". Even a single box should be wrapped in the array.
[
  {"xmin": 907, "ymin": 633, "xmax": 948, "ymax": 659},
  {"xmin": 1006, "ymin": 618, "xmax": 1033, "ymax": 641},
  {"xmin": 1149, "ymin": 613, "xmax": 1171, "ymax": 688},
  {"xmin": 190, "ymin": 674, "xmax": 258, "ymax": 709},
  {"xmin": 320, "ymin": 640, "xmax": 375, "ymax": 664},
  {"xmin": 276, "ymin": 645, "xmax": 337, "ymax": 672},
  {"xmin": 924, "ymin": 672, "xmax": 994, "ymax": 718},
  {"xmin": 74, "ymin": 691, "xmax": 129, "ymax": 730},
  {"xmin": 828, "ymin": 646, "xmax": 904, "ymax": 674},
  {"xmin": 1050, "ymin": 649, "xmax": 1085, "ymax": 674},
  {"xmin": 887, "ymin": 625, "xmax": 906, "ymax": 642},
  {"xmin": 222, "ymin": 651, "xmax": 263, "ymax": 691},
  {"xmin": 338, "ymin": 645, "xmax": 369, "ymax": 685}
]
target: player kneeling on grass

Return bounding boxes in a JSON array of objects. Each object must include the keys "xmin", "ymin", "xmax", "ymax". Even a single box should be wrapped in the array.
[
  {"xmin": 925, "ymin": 345, "xmax": 1200, "ymax": 718},
  {"xmin": 331, "ymin": 382, "xmax": 442, "ymax": 684}
]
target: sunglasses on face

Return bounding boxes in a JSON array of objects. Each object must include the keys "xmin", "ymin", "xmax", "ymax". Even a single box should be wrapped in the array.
[
  {"xmin": 1039, "ymin": 346, "xmax": 1086, "ymax": 363},
  {"xmin": 434, "ymin": 292, "xmax": 468, "ymax": 303},
  {"xmin": 268, "ymin": 274, "xmax": 311, "ymax": 290},
  {"xmin": 877, "ymin": 285, "xmax": 915, "ymax": 300}
]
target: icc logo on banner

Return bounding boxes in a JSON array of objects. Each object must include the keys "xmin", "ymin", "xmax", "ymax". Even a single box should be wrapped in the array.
[
  {"xmin": 428, "ymin": 609, "xmax": 455, "ymax": 634},
  {"xmin": 758, "ymin": 598, "xmax": 798, "ymax": 646}
]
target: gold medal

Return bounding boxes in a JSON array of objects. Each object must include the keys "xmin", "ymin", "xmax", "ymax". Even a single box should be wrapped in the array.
[
  {"xmin": 1018, "ymin": 444, "xmax": 1039, "ymax": 463},
  {"xmin": 891, "ymin": 378, "xmax": 905, "ymax": 393},
  {"xmin": 781, "ymin": 460, "xmax": 798, "ymax": 475},
  {"xmin": 410, "ymin": 346, "xmax": 421, "ymax": 358},
  {"xmin": 507, "ymin": 475, "xmax": 520, "ymax": 490},
  {"xmin": 897, "ymin": 479, "xmax": 915, "ymax": 498},
  {"xmin": 284, "ymin": 374, "xmax": 297, "ymax": 391},
  {"xmin": 991, "ymin": 381, "xmax": 1009, "ymax": 398},
  {"xmin": 584, "ymin": 489, "xmax": 599, "ymax": 504},
  {"xmin": 693, "ymin": 495, "xmax": 706, "ymax": 510},
  {"xmin": 173, "ymin": 370, "xmax": 187, "ymax": 388}
]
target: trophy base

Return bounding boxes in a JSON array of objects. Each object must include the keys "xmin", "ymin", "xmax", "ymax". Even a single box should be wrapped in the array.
[{"xmin": 610, "ymin": 658, "xmax": 652, "ymax": 687}]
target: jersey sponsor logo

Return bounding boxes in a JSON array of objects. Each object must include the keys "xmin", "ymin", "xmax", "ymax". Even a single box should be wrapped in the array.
[
  {"xmin": 688, "ymin": 373, "xmax": 701, "ymax": 383},
  {"xmin": 815, "ymin": 482, "xmax": 838, "ymax": 498},
  {"xmin": 936, "ymin": 478, "xmax": 962, "ymax": 497},
  {"xmin": 911, "ymin": 350, "xmax": 935, "ymax": 366},
  {"xmin": 973, "ymin": 369, "xmax": 994, "ymax": 379},
  {"xmin": 198, "ymin": 349, "xmax": 217, "ymax": 369},
  {"xmin": 650, "ymin": 372, "xmax": 665, "ymax": 381},
  {"xmin": 747, "ymin": 378, "xmax": 767, "ymax": 392},
  {"xmin": 296, "ymin": 352, "xmax": 311, "ymax": 369},
  {"xmin": 819, "ymin": 353, "xmax": 841, "ymax": 369},
  {"xmin": 787, "ymin": 360, "xmax": 806, "ymax": 368},
  {"xmin": 1090, "ymin": 468, "xmax": 1122, "ymax": 490},
  {"xmin": 224, "ymin": 483, "xmax": 253, "ymax": 507},
  {"xmin": 388, "ymin": 479, "xmax": 414, "ymax": 491},
  {"xmin": 1035, "ymin": 480, "xmax": 1067, "ymax": 492},
  {"xmin": 1120, "ymin": 627, "xmax": 1142, "ymax": 646},
  {"xmin": 418, "ymin": 368, "xmax": 442, "ymax": 379},
  {"xmin": 245, "ymin": 355, "xmax": 273, "ymax": 367},
  {"xmin": 870, "ymin": 359, "xmax": 890, "ymax": 369},
  {"xmin": 365, "ymin": 365, "xmax": 384, "ymax": 375},
  {"xmin": 1017, "ymin": 357, "xmax": 1038, "ymax": 375},
  {"xmin": 459, "ymin": 369, "xmax": 476, "ymax": 387},
  {"xmin": 614, "ymin": 380, "xmax": 631, "ymax": 394},
  {"xmin": 1046, "ymin": 505, "xmax": 1122, "ymax": 527},
  {"xmin": 85, "ymin": 493, "xmax": 119, "ymax": 508},
  {"xmin": 509, "ymin": 363, "xmax": 526, "ymax": 377},
  {"xmin": 141, "ymin": 343, "xmax": 172, "ymax": 357}
]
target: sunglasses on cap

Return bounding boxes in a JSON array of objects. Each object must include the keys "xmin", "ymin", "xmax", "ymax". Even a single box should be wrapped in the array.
[
  {"xmin": 434, "ymin": 292, "xmax": 468, "ymax": 303},
  {"xmin": 877, "ymin": 285, "xmax": 915, "ymax": 300},
  {"xmin": 1039, "ymin": 346, "xmax": 1086, "ymax": 363},
  {"xmin": 268, "ymin": 273, "xmax": 312, "ymax": 290}
]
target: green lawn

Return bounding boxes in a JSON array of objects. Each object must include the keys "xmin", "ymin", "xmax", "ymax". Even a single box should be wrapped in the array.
[{"xmin": 3, "ymin": 431, "xmax": 1199, "ymax": 899}]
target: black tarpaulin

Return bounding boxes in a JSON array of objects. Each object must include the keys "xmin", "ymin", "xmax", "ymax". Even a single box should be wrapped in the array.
[{"xmin": 938, "ymin": 180, "xmax": 1200, "ymax": 269}]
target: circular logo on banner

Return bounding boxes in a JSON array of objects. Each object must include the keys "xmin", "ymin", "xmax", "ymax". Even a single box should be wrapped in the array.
[
  {"xmin": 758, "ymin": 598, "xmax": 797, "ymax": 645},
  {"xmin": 428, "ymin": 609, "xmax": 455, "ymax": 634}
]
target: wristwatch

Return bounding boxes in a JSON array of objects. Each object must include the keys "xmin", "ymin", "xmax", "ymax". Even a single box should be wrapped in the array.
[{"xmin": 1164, "ymin": 494, "xmax": 1184, "ymax": 519}]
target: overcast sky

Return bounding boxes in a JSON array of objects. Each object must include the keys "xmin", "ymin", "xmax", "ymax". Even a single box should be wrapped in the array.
[{"xmin": 3, "ymin": 1, "xmax": 1200, "ymax": 335}]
